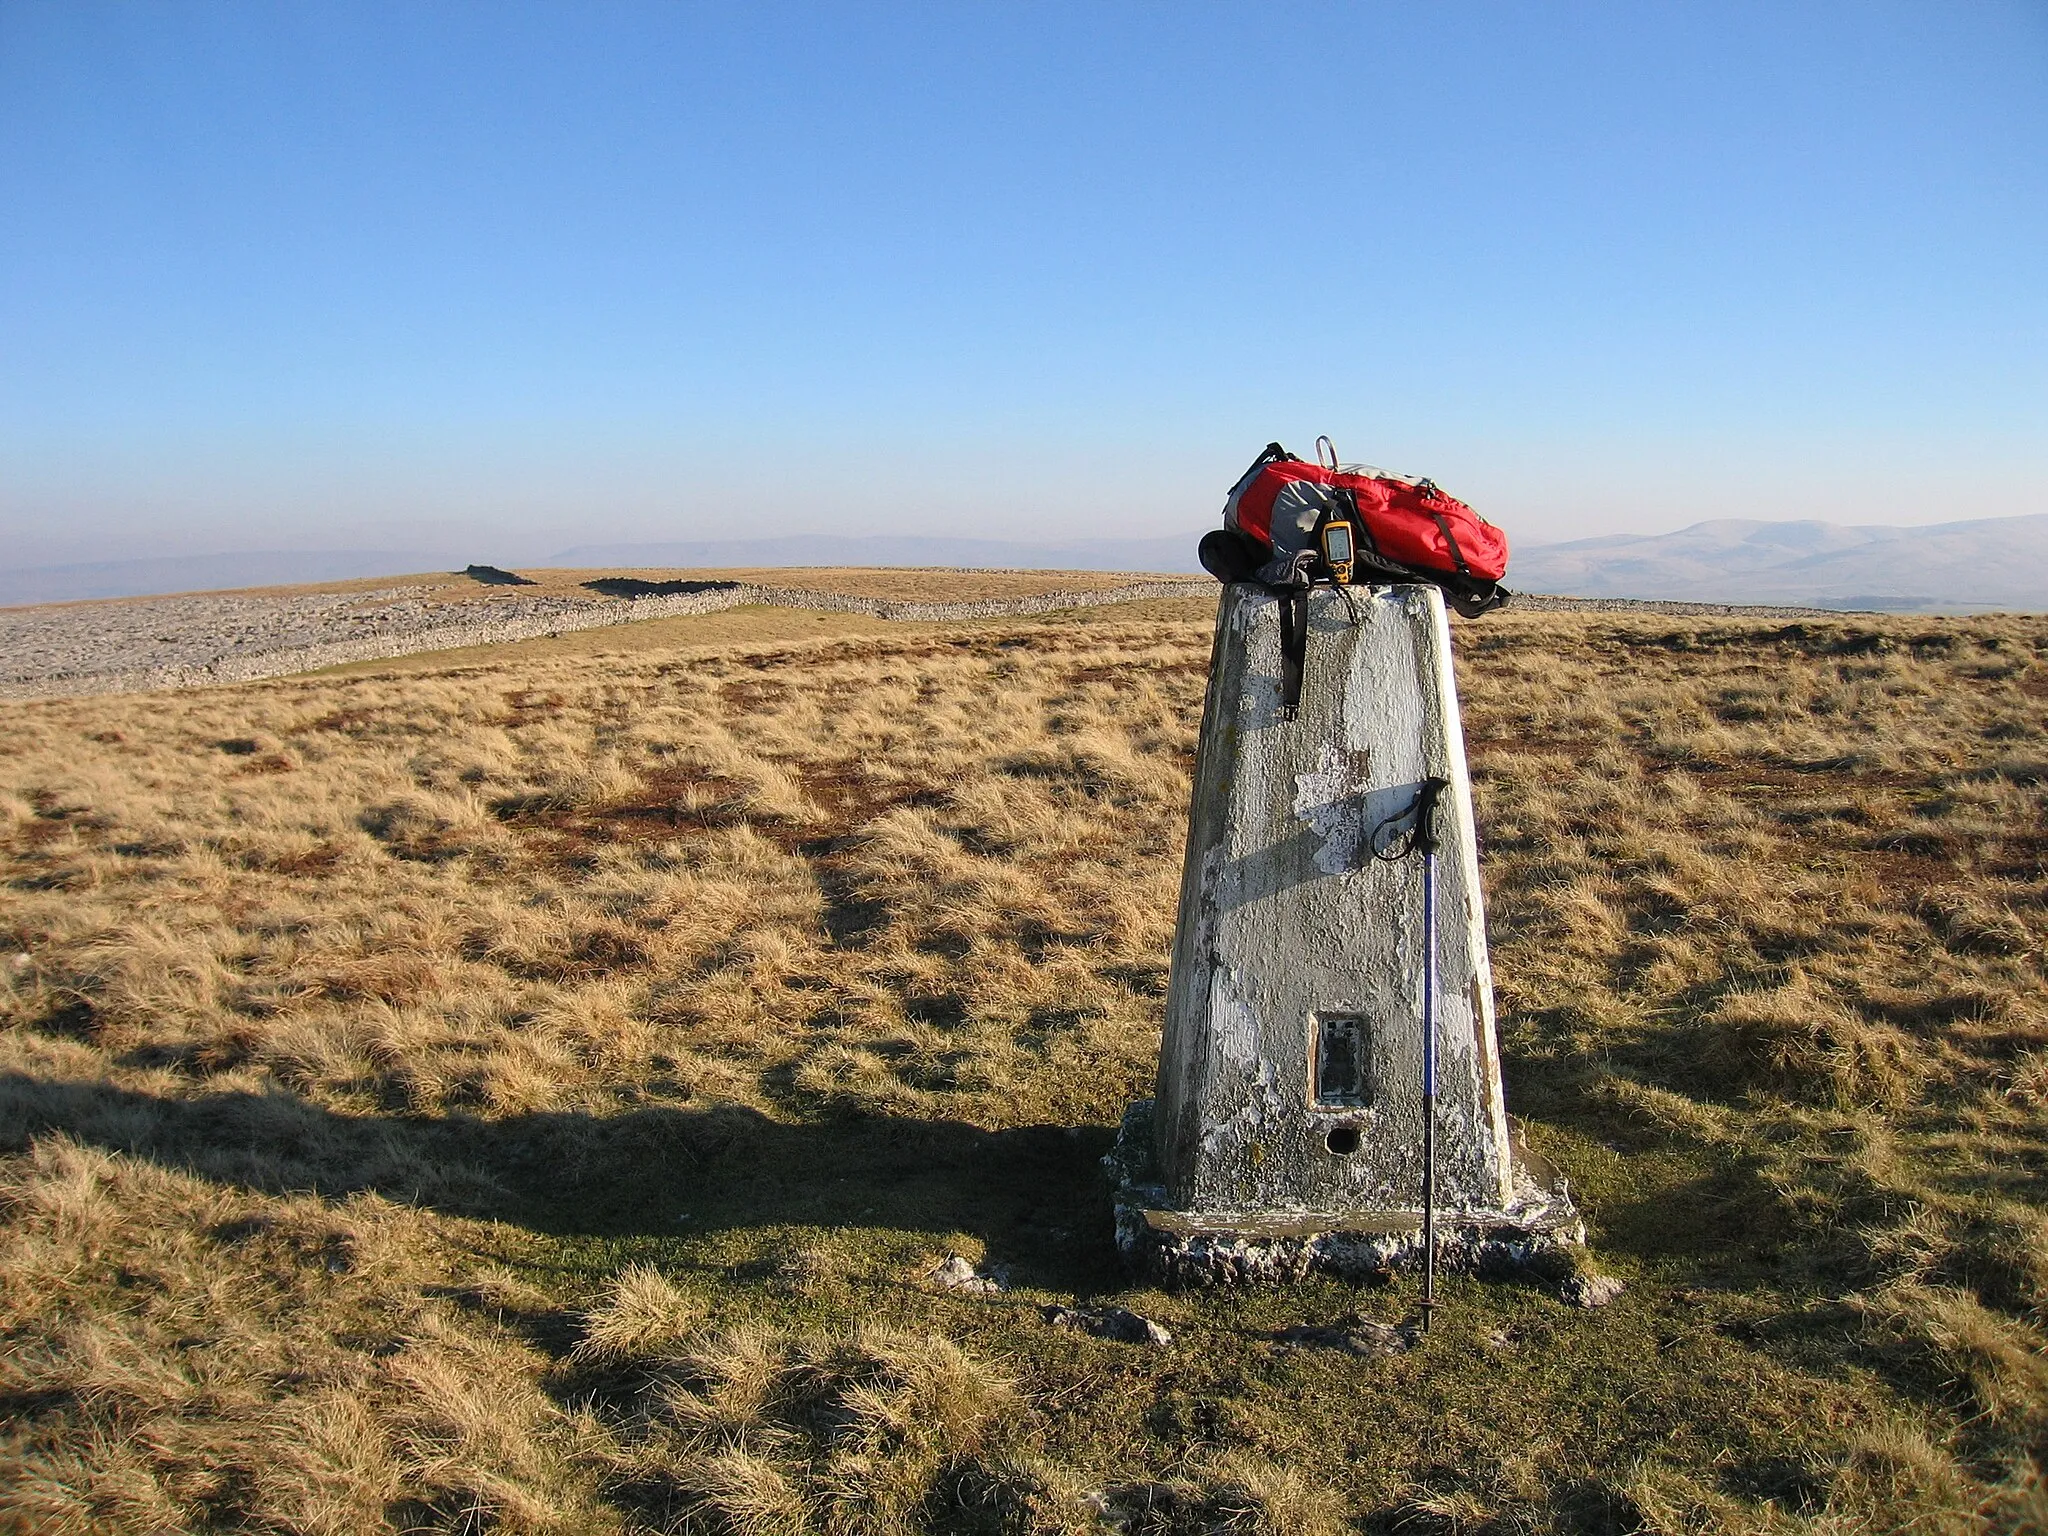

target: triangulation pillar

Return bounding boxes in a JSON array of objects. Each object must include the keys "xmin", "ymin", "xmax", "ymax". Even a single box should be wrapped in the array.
[{"xmin": 1107, "ymin": 583, "xmax": 1579, "ymax": 1284}]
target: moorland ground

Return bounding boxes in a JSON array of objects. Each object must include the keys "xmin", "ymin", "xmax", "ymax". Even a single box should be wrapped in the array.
[
  {"xmin": 2, "ymin": 591, "xmax": 2045, "ymax": 1534},
  {"xmin": 1, "ymin": 567, "xmax": 1197, "ymax": 700}
]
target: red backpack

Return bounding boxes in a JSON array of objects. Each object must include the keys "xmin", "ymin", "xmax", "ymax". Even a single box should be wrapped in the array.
[{"xmin": 1202, "ymin": 440, "xmax": 1510, "ymax": 619}]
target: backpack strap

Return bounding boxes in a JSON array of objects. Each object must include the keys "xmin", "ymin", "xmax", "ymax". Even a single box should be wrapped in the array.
[
  {"xmin": 1276, "ymin": 580, "xmax": 1309, "ymax": 721},
  {"xmin": 1429, "ymin": 512, "xmax": 1473, "ymax": 578},
  {"xmin": 1415, "ymin": 480, "xmax": 1475, "ymax": 580},
  {"xmin": 1263, "ymin": 549, "xmax": 1318, "ymax": 720},
  {"xmin": 1226, "ymin": 441, "xmax": 1301, "ymax": 504}
]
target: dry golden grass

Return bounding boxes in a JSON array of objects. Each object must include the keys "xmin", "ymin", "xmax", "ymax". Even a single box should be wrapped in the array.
[
  {"xmin": 0, "ymin": 1137, "xmax": 587, "ymax": 1533},
  {"xmin": 2, "ymin": 616, "xmax": 1200, "ymax": 1127},
  {"xmin": 2, "ymin": 596, "xmax": 2045, "ymax": 1533}
]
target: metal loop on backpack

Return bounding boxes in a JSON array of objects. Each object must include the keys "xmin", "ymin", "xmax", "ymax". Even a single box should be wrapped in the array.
[{"xmin": 1315, "ymin": 435, "xmax": 1339, "ymax": 472}]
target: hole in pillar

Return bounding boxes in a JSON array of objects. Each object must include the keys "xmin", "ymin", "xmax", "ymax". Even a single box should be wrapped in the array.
[{"xmin": 1324, "ymin": 1125, "xmax": 1362, "ymax": 1156}]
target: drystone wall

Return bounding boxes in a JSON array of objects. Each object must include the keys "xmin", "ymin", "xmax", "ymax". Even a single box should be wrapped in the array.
[
  {"xmin": 0, "ymin": 574, "xmax": 1863, "ymax": 703},
  {"xmin": 0, "ymin": 580, "xmax": 1214, "ymax": 701}
]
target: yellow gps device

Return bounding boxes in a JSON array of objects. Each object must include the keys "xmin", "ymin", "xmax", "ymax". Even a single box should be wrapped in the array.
[{"xmin": 1320, "ymin": 520, "xmax": 1355, "ymax": 584}]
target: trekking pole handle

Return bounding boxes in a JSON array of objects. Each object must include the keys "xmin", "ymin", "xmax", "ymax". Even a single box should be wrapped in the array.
[
  {"xmin": 1412, "ymin": 776, "xmax": 1448, "ymax": 858},
  {"xmin": 1366, "ymin": 775, "xmax": 1452, "ymax": 864}
]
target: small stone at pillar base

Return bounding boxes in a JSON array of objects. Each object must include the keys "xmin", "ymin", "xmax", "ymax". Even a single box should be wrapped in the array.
[{"xmin": 1104, "ymin": 1100, "xmax": 1584, "ymax": 1288}]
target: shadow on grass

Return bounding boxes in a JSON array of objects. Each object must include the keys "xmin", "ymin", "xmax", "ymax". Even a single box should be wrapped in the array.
[
  {"xmin": 2, "ymin": 1050, "xmax": 1790, "ymax": 1312},
  {"xmin": 579, "ymin": 577, "xmax": 742, "ymax": 599},
  {"xmin": 0, "ymin": 1071, "xmax": 1127, "ymax": 1293},
  {"xmin": 2, "ymin": 1068, "xmax": 1962, "ymax": 1516},
  {"xmin": 1495, "ymin": 1030, "xmax": 1811, "ymax": 1285}
]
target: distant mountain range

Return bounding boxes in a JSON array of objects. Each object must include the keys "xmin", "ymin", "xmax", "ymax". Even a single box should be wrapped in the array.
[
  {"xmin": 1509, "ymin": 514, "xmax": 2048, "ymax": 612},
  {"xmin": 5, "ymin": 514, "xmax": 2042, "ymax": 611}
]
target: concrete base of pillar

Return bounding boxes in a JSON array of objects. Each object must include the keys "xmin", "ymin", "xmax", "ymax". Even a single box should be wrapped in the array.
[{"xmin": 1105, "ymin": 1099, "xmax": 1583, "ymax": 1287}]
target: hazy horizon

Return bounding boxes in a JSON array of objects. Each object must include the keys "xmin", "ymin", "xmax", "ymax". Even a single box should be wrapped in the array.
[{"xmin": 7, "ymin": 506, "xmax": 2047, "ymax": 612}]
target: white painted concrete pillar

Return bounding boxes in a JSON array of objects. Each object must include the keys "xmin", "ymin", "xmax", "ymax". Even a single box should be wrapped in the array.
[{"xmin": 1153, "ymin": 583, "xmax": 1516, "ymax": 1220}]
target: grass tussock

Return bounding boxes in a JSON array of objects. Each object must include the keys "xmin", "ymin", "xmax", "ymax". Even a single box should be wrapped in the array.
[
  {"xmin": 606, "ymin": 1324, "xmax": 1022, "ymax": 1534},
  {"xmin": 0, "ymin": 1136, "xmax": 592, "ymax": 1534},
  {"xmin": 2, "ymin": 598, "xmax": 2046, "ymax": 1530},
  {"xmin": 574, "ymin": 1264, "xmax": 710, "ymax": 1366}
]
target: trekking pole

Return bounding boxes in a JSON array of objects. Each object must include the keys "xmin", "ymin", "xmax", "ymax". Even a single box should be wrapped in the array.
[
  {"xmin": 1368, "ymin": 774, "xmax": 1452, "ymax": 1335},
  {"xmin": 1414, "ymin": 776, "xmax": 1448, "ymax": 1334}
]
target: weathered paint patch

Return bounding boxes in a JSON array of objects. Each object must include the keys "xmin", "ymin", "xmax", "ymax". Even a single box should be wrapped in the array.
[{"xmin": 1292, "ymin": 743, "xmax": 1373, "ymax": 874}]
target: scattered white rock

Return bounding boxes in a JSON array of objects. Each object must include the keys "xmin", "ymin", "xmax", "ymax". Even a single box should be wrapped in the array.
[
  {"xmin": 1559, "ymin": 1272, "xmax": 1626, "ymax": 1309},
  {"xmin": 7, "ymin": 954, "xmax": 30, "ymax": 976},
  {"xmin": 930, "ymin": 1255, "xmax": 1007, "ymax": 1294},
  {"xmin": 1042, "ymin": 1304, "xmax": 1171, "ymax": 1346},
  {"xmin": 0, "ymin": 580, "xmax": 1212, "ymax": 701}
]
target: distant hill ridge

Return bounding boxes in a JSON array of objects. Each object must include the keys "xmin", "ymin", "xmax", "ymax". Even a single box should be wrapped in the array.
[
  {"xmin": 0, "ymin": 536, "xmax": 1203, "ymax": 607},
  {"xmin": 566, "ymin": 517, "xmax": 2047, "ymax": 613},
  {"xmin": 4, "ymin": 513, "xmax": 2042, "ymax": 610},
  {"xmin": 1510, "ymin": 513, "xmax": 2048, "ymax": 612},
  {"xmin": 548, "ymin": 533, "xmax": 1203, "ymax": 575}
]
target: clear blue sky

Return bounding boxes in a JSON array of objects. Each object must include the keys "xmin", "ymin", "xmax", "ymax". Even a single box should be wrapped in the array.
[{"xmin": 3, "ymin": 1, "xmax": 2043, "ymax": 567}]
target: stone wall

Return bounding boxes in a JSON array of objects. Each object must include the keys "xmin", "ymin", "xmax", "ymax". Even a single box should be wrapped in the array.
[{"xmin": 0, "ymin": 580, "xmax": 1215, "ymax": 701}]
